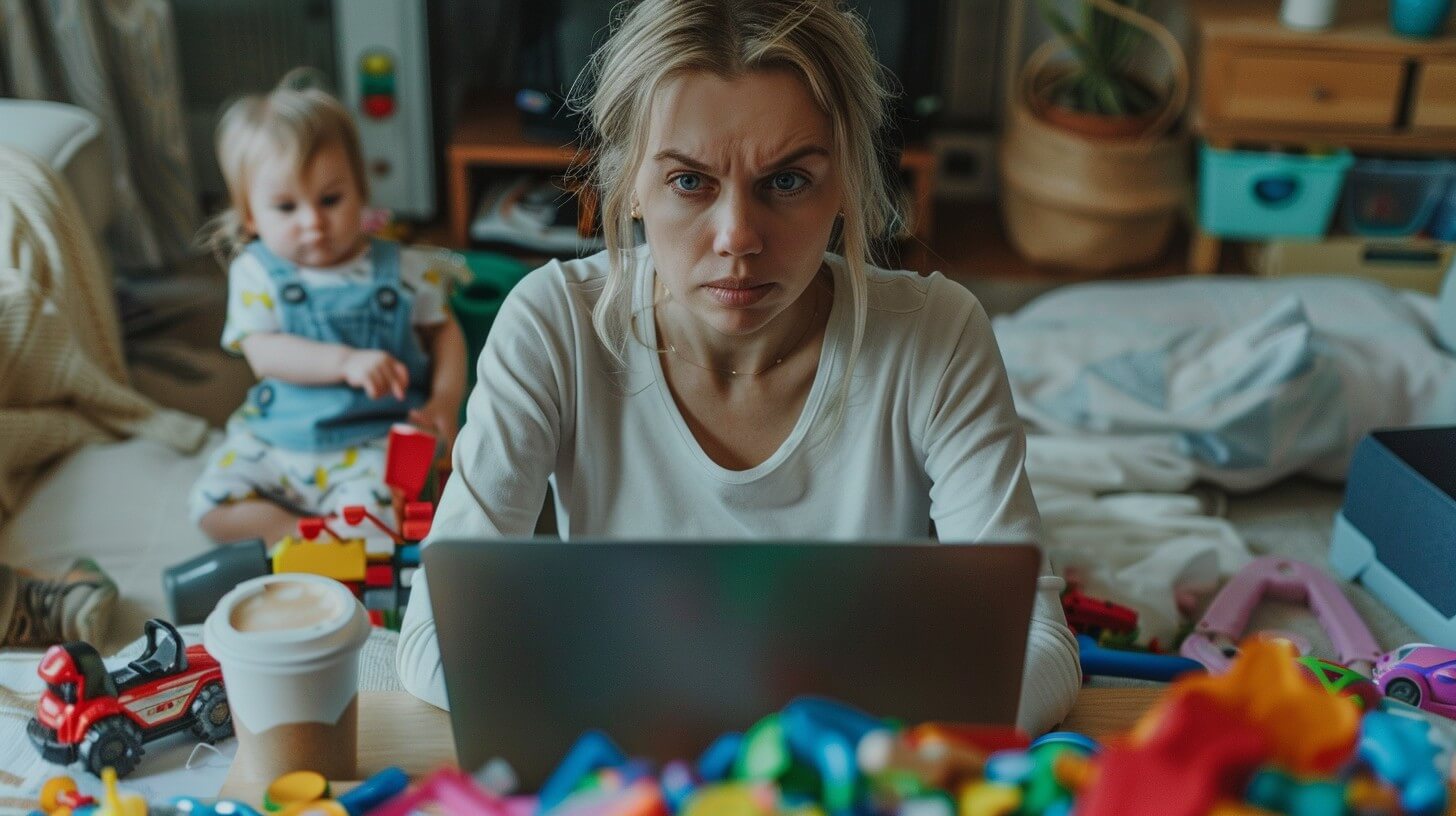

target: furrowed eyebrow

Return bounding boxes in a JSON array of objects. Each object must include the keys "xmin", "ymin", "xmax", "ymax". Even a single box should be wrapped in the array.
[{"xmin": 653, "ymin": 145, "xmax": 830, "ymax": 175}]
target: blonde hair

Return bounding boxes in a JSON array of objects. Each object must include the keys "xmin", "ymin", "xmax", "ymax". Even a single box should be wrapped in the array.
[
  {"xmin": 570, "ymin": 0, "xmax": 906, "ymax": 434},
  {"xmin": 199, "ymin": 83, "xmax": 369, "ymax": 263}
]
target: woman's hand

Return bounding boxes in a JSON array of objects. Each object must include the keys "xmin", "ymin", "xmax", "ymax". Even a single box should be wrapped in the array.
[
  {"xmin": 342, "ymin": 349, "xmax": 409, "ymax": 400},
  {"xmin": 408, "ymin": 399, "xmax": 460, "ymax": 452}
]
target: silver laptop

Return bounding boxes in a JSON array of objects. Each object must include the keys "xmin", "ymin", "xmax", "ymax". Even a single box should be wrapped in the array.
[{"xmin": 424, "ymin": 539, "xmax": 1041, "ymax": 785}]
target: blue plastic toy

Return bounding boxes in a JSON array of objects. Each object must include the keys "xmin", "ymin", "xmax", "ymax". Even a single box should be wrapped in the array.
[{"xmin": 1077, "ymin": 634, "xmax": 1205, "ymax": 682}]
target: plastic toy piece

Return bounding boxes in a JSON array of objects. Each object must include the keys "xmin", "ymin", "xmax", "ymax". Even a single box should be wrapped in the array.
[
  {"xmin": 552, "ymin": 779, "xmax": 669, "ymax": 816},
  {"xmin": 1075, "ymin": 692, "xmax": 1270, "ymax": 816},
  {"xmin": 697, "ymin": 733, "xmax": 742, "ymax": 782},
  {"xmin": 1060, "ymin": 588, "xmax": 1138, "ymax": 637},
  {"xmin": 37, "ymin": 775, "xmax": 95, "ymax": 813},
  {"xmin": 957, "ymin": 781, "xmax": 1021, "ymax": 816},
  {"xmin": 1169, "ymin": 638, "xmax": 1360, "ymax": 776},
  {"xmin": 539, "ymin": 731, "xmax": 629, "ymax": 814},
  {"xmin": 1181, "ymin": 556, "xmax": 1381, "ymax": 675},
  {"xmin": 27, "ymin": 618, "xmax": 232, "ymax": 777},
  {"xmin": 368, "ymin": 767, "xmax": 512, "ymax": 816},
  {"xmin": 266, "ymin": 771, "xmax": 330, "ymax": 810},
  {"xmin": 1296, "ymin": 656, "xmax": 1383, "ymax": 711},
  {"xmin": 856, "ymin": 729, "xmax": 987, "ymax": 790},
  {"xmin": 94, "ymin": 767, "xmax": 147, "ymax": 816},
  {"xmin": 385, "ymin": 423, "xmax": 438, "ymax": 501},
  {"xmin": 1373, "ymin": 644, "xmax": 1456, "ymax": 719},
  {"xmin": 1244, "ymin": 769, "xmax": 1348, "ymax": 815},
  {"xmin": 1358, "ymin": 711, "xmax": 1449, "ymax": 816},
  {"xmin": 781, "ymin": 698, "xmax": 882, "ymax": 814},
  {"xmin": 1077, "ymin": 635, "xmax": 1205, "ymax": 682}
]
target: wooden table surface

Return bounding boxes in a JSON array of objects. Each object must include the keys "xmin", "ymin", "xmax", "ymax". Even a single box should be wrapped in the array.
[{"xmin": 218, "ymin": 687, "xmax": 1164, "ymax": 803}]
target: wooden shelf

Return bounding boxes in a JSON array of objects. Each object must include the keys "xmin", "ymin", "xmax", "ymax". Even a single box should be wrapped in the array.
[{"xmin": 445, "ymin": 92, "xmax": 938, "ymax": 266}]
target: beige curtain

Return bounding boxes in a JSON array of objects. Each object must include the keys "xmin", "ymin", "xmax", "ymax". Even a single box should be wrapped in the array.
[{"xmin": 0, "ymin": 0, "xmax": 200, "ymax": 274}]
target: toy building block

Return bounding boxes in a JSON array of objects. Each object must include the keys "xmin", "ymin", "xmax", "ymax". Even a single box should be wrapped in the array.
[
  {"xmin": 366, "ymin": 564, "xmax": 395, "ymax": 588},
  {"xmin": 1330, "ymin": 428, "xmax": 1456, "ymax": 648},
  {"xmin": 28, "ymin": 619, "xmax": 231, "ymax": 778},
  {"xmin": 272, "ymin": 519, "xmax": 368, "ymax": 584},
  {"xmin": 386, "ymin": 424, "xmax": 438, "ymax": 501}
]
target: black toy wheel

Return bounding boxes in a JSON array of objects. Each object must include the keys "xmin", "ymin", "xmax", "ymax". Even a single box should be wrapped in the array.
[
  {"xmin": 1386, "ymin": 678, "xmax": 1423, "ymax": 707},
  {"xmin": 79, "ymin": 716, "xmax": 143, "ymax": 778},
  {"xmin": 190, "ymin": 682, "xmax": 233, "ymax": 742}
]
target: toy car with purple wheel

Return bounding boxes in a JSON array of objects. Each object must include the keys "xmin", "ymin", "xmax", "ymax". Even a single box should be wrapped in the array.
[{"xmin": 1374, "ymin": 644, "xmax": 1456, "ymax": 719}]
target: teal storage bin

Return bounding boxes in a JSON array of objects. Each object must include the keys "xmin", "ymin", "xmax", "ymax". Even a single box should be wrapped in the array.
[
  {"xmin": 449, "ymin": 251, "xmax": 534, "ymax": 420},
  {"xmin": 1198, "ymin": 144, "xmax": 1354, "ymax": 239}
]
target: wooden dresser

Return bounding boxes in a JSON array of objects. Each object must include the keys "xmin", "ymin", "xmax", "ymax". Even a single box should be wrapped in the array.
[{"xmin": 1189, "ymin": 0, "xmax": 1456, "ymax": 273}]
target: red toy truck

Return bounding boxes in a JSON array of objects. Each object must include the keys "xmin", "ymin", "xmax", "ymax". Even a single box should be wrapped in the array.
[{"xmin": 27, "ymin": 619, "xmax": 231, "ymax": 777}]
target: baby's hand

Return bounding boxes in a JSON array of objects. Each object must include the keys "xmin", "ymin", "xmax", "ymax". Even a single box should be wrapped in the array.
[
  {"xmin": 341, "ymin": 349, "xmax": 408, "ymax": 400},
  {"xmin": 408, "ymin": 400, "xmax": 460, "ymax": 452}
]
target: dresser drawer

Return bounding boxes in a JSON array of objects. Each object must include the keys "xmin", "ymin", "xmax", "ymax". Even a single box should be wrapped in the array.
[
  {"xmin": 1205, "ymin": 50, "xmax": 1405, "ymax": 129},
  {"xmin": 1414, "ymin": 61, "xmax": 1456, "ymax": 130}
]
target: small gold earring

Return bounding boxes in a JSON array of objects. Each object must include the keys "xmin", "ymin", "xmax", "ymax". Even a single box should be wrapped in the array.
[{"xmin": 631, "ymin": 202, "xmax": 642, "ymax": 220}]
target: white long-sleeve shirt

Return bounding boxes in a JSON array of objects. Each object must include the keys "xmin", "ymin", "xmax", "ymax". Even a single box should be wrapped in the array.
[{"xmin": 398, "ymin": 248, "xmax": 1081, "ymax": 734}]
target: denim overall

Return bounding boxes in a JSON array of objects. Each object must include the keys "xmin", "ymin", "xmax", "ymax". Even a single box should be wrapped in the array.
[{"xmin": 241, "ymin": 239, "xmax": 431, "ymax": 451}]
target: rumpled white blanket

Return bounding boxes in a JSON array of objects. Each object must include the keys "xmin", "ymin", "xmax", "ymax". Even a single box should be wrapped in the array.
[{"xmin": 1000, "ymin": 274, "xmax": 1456, "ymax": 646}]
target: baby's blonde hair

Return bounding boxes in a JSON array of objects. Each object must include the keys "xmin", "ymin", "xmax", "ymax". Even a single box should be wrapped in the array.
[
  {"xmin": 570, "ymin": 0, "xmax": 905, "ymax": 435},
  {"xmin": 200, "ymin": 84, "xmax": 369, "ymax": 263}
]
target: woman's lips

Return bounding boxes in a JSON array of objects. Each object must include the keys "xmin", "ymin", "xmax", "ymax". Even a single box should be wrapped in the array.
[{"xmin": 704, "ymin": 280, "xmax": 775, "ymax": 307}]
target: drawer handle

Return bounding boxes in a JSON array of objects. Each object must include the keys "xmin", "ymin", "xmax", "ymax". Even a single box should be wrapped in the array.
[
  {"xmin": 1253, "ymin": 175, "xmax": 1301, "ymax": 206},
  {"xmin": 1310, "ymin": 86, "xmax": 1332, "ymax": 102}
]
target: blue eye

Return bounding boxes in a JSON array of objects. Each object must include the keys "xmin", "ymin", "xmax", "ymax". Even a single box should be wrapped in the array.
[
  {"xmin": 670, "ymin": 174, "xmax": 703, "ymax": 193},
  {"xmin": 771, "ymin": 172, "xmax": 809, "ymax": 194}
]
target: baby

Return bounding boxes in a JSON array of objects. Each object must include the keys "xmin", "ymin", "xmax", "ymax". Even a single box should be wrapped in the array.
[{"xmin": 190, "ymin": 84, "xmax": 466, "ymax": 546}]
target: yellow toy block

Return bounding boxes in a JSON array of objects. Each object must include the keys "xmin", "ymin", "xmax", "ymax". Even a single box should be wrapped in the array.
[{"xmin": 272, "ymin": 536, "xmax": 367, "ymax": 583}]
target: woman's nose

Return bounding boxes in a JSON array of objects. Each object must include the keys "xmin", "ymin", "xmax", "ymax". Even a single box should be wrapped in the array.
[{"xmin": 713, "ymin": 193, "xmax": 762, "ymax": 258}]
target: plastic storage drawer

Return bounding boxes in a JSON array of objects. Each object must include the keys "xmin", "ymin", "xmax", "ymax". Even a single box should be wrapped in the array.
[
  {"xmin": 1341, "ymin": 157, "xmax": 1454, "ymax": 237},
  {"xmin": 1199, "ymin": 144, "xmax": 1354, "ymax": 239}
]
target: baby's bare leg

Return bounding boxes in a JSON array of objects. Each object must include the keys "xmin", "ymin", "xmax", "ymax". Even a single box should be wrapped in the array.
[{"xmin": 199, "ymin": 500, "xmax": 301, "ymax": 546}]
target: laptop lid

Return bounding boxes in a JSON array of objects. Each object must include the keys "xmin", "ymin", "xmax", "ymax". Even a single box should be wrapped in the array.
[{"xmin": 424, "ymin": 539, "xmax": 1041, "ymax": 785}]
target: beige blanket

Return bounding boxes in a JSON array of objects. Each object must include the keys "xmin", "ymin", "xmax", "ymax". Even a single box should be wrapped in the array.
[{"xmin": 0, "ymin": 146, "xmax": 206, "ymax": 524}]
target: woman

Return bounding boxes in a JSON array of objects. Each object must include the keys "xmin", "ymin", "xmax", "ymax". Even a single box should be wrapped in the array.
[{"xmin": 398, "ymin": 0, "xmax": 1080, "ymax": 734}]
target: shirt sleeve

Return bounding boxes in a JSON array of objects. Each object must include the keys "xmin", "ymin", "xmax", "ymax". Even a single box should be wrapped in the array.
[
  {"xmin": 918, "ymin": 278, "xmax": 1081, "ymax": 736},
  {"xmin": 396, "ymin": 264, "xmax": 569, "ymax": 708},
  {"xmin": 399, "ymin": 247, "xmax": 462, "ymax": 327},
  {"xmin": 220, "ymin": 253, "xmax": 282, "ymax": 354}
]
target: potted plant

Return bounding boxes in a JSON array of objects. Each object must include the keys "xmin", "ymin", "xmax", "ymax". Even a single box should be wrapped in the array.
[
  {"xmin": 998, "ymin": 0, "xmax": 1191, "ymax": 273},
  {"xmin": 1032, "ymin": 0, "xmax": 1163, "ymax": 139}
]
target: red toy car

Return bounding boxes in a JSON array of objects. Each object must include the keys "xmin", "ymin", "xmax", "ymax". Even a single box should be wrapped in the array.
[{"xmin": 27, "ymin": 619, "xmax": 232, "ymax": 777}]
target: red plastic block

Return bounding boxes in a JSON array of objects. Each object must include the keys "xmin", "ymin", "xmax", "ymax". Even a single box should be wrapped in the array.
[
  {"xmin": 366, "ymin": 565, "xmax": 394, "ymax": 588},
  {"xmin": 368, "ymin": 609, "xmax": 384, "ymax": 627},
  {"xmin": 402, "ymin": 519, "xmax": 432, "ymax": 542},
  {"xmin": 1076, "ymin": 693, "xmax": 1270, "ymax": 816},
  {"xmin": 386, "ymin": 425, "xmax": 437, "ymax": 500}
]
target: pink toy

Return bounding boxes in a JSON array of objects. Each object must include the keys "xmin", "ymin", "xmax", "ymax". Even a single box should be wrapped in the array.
[
  {"xmin": 1181, "ymin": 556, "xmax": 1381, "ymax": 675},
  {"xmin": 1374, "ymin": 644, "xmax": 1456, "ymax": 719},
  {"xmin": 369, "ymin": 767, "xmax": 532, "ymax": 816}
]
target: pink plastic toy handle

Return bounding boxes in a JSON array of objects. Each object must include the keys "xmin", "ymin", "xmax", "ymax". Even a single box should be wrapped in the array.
[{"xmin": 1181, "ymin": 556, "xmax": 1382, "ymax": 674}]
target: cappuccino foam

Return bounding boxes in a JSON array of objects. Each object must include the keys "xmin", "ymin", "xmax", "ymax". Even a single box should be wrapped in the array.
[{"xmin": 229, "ymin": 580, "xmax": 344, "ymax": 633}]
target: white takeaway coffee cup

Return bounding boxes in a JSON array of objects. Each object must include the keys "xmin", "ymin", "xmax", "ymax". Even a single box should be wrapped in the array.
[{"xmin": 203, "ymin": 573, "xmax": 371, "ymax": 781}]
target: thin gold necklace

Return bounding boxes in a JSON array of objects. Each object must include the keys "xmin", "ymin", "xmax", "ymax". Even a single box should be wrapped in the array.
[{"xmin": 657, "ymin": 280, "xmax": 824, "ymax": 377}]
